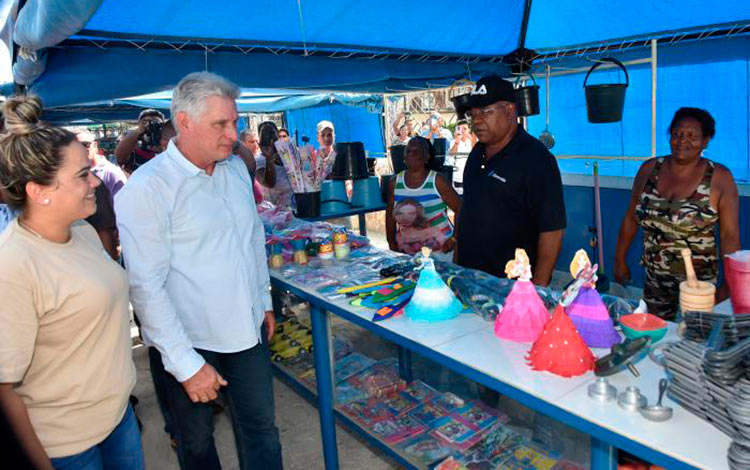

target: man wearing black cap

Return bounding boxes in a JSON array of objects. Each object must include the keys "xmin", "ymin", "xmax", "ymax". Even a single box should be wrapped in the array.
[{"xmin": 456, "ymin": 75, "xmax": 566, "ymax": 286}]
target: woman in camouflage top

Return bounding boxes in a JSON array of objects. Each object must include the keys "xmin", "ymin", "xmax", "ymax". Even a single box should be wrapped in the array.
[{"xmin": 615, "ymin": 108, "xmax": 741, "ymax": 320}]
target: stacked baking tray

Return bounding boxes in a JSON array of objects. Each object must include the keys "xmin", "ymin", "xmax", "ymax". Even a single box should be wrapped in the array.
[{"xmin": 664, "ymin": 335, "xmax": 750, "ymax": 437}]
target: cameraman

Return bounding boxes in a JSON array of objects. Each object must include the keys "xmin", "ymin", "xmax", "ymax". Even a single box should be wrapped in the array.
[{"xmin": 115, "ymin": 109, "xmax": 165, "ymax": 173}]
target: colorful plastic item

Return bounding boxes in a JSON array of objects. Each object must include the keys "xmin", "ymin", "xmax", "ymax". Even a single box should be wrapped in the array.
[
  {"xmin": 405, "ymin": 247, "xmax": 462, "ymax": 323},
  {"xmin": 268, "ymin": 242, "xmax": 284, "ymax": 268},
  {"xmin": 318, "ymin": 237, "xmax": 334, "ymax": 260},
  {"xmin": 493, "ymin": 249, "xmax": 550, "ymax": 342},
  {"xmin": 290, "ymin": 238, "xmax": 308, "ymax": 265},
  {"xmin": 527, "ymin": 304, "xmax": 596, "ymax": 378},
  {"xmin": 619, "ymin": 313, "xmax": 668, "ymax": 343},
  {"xmin": 725, "ymin": 250, "xmax": 750, "ymax": 314},
  {"xmin": 565, "ymin": 250, "xmax": 621, "ymax": 348}
]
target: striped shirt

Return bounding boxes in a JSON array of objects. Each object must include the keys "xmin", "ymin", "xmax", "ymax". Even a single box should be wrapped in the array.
[{"xmin": 393, "ymin": 171, "xmax": 453, "ymax": 254}]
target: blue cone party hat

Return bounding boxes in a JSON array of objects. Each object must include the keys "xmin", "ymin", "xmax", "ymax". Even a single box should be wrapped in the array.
[{"xmin": 405, "ymin": 247, "xmax": 462, "ymax": 322}]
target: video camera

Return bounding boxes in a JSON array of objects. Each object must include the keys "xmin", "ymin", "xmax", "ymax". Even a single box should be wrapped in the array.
[{"xmin": 139, "ymin": 121, "xmax": 163, "ymax": 151}]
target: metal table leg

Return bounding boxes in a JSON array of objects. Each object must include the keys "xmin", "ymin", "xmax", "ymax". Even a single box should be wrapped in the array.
[
  {"xmin": 591, "ymin": 437, "xmax": 617, "ymax": 470},
  {"xmin": 397, "ymin": 346, "xmax": 413, "ymax": 383},
  {"xmin": 310, "ymin": 304, "xmax": 340, "ymax": 470},
  {"xmin": 271, "ymin": 285, "xmax": 283, "ymax": 318},
  {"xmin": 358, "ymin": 213, "xmax": 367, "ymax": 236}
]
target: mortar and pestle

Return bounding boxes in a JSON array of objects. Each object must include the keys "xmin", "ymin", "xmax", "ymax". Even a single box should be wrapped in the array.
[
  {"xmin": 679, "ymin": 248, "xmax": 715, "ymax": 313},
  {"xmin": 639, "ymin": 378, "xmax": 673, "ymax": 422}
]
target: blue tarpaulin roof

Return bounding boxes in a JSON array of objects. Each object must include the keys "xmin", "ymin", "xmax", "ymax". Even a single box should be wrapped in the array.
[
  {"xmin": 526, "ymin": 0, "xmax": 750, "ymax": 52},
  {"xmin": 41, "ymin": 89, "xmax": 382, "ymax": 123},
  {"xmin": 7, "ymin": 1, "xmax": 747, "ymax": 107}
]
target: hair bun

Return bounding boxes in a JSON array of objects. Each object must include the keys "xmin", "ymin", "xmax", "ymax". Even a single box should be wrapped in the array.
[{"xmin": 3, "ymin": 94, "xmax": 44, "ymax": 135}]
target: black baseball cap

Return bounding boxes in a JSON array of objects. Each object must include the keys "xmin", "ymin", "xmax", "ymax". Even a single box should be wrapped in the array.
[{"xmin": 466, "ymin": 75, "xmax": 516, "ymax": 108}]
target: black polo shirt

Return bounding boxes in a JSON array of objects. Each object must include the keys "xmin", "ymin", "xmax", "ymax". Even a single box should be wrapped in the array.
[{"xmin": 456, "ymin": 128, "xmax": 566, "ymax": 278}]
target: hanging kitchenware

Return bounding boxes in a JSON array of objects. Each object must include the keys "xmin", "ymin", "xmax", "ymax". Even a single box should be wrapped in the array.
[
  {"xmin": 539, "ymin": 64, "xmax": 555, "ymax": 149},
  {"xmin": 514, "ymin": 73, "xmax": 540, "ymax": 117},
  {"xmin": 584, "ymin": 57, "xmax": 629, "ymax": 123}
]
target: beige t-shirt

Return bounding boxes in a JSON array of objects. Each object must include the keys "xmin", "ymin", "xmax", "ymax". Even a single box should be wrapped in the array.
[{"xmin": 0, "ymin": 219, "xmax": 136, "ymax": 458}]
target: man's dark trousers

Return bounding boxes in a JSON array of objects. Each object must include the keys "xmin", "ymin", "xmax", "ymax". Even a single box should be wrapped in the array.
[{"xmin": 149, "ymin": 331, "xmax": 282, "ymax": 470}]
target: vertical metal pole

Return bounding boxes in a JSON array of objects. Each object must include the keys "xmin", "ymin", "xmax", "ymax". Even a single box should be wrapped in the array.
[
  {"xmin": 310, "ymin": 304, "xmax": 339, "ymax": 470},
  {"xmin": 397, "ymin": 346, "xmax": 413, "ymax": 383},
  {"xmin": 590, "ymin": 437, "xmax": 617, "ymax": 470},
  {"xmin": 358, "ymin": 213, "xmax": 367, "ymax": 236},
  {"xmin": 651, "ymin": 39, "xmax": 658, "ymax": 158}
]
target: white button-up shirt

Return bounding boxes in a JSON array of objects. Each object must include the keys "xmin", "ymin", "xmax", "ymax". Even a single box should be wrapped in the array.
[{"xmin": 115, "ymin": 140, "xmax": 272, "ymax": 382}]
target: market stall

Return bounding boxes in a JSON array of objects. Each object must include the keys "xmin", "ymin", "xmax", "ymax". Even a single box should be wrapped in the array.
[{"xmin": 258, "ymin": 207, "xmax": 745, "ymax": 469}]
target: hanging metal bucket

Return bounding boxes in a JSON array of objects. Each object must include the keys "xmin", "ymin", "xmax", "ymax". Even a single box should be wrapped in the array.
[
  {"xmin": 515, "ymin": 74, "xmax": 540, "ymax": 117},
  {"xmin": 584, "ymin": 58, "xmax": 629, "ymax": 123}
]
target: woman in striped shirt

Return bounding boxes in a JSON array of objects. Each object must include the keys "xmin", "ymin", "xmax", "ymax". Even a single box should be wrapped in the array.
[{"xmin": 386, "ymin": 137, "xmax": 462, "ymax": 258}]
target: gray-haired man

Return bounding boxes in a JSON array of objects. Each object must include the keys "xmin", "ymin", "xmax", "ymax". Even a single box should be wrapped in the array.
[{"xmin": 115, "ymin": 72, "xmax": 282, "ymax": 470}]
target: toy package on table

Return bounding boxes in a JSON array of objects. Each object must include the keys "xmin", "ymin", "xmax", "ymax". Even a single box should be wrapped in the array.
[
  {"xmin": 407, "ymin": 402, "xmax": 447, "ymax": 427},
  {"xmin": 397, "ymin": 433, "xmax": 455, "ymax": 467},
  {"xmin": 432, "ymin": 392, "xmax": 470, "ymax": 414},
  {"xmin": 334, "ymin": 379, "xmax": 368, "ymax": 405},
  {"xmin": 430, "ymin": 416, "xmax": 483, "ymax": 449},
  {"xmin": 499, "ymin": 444, "xmax": 559, "ymax": 470},
  {"xmin": 445, "ymin": 266, "xmax": 560, "ymax": 321},
  {"xmin": 456, "ymin": 451, "xmax": 506, "ymax": 469},
  {"xmin": 456, "ymin": 401, "xmax": 508, "ymax": 431},
  {"xmin": 464, "ymin": 423, "xmax": 527, "ymax": 463},
  {"xmin": 285, "ymin": 353, "xmax": 315, "ymax": 376},
  {"xmin": 401, "ymin": 380, "xmax": 438, "ymax": 403},
  {"xmin": 434, "ymin": 456, "xmax": 467, "ymax": 470},
  {"xmin": 348, "ymin": 358, "xmax": 405, "ymax": 399},
  {"xmin": 335, "ymin": 353, "xmax": 376, "ymax": 383},
  {"xmin": 288, "ymin": 269, "xmax": 341, "ymax": 289},
  {"xmin": 600, "ymin": 293, "xmax": 637, "ymax": 322},
  {"xmin": 332, "ymin": 336, "xmax": 353, "ymax": 360},
  {"xmin": 300, "ymin": 352, "xmax": 376, "ymax": 388},
  {"xmin": 258, "ymin": 201, "xmax": 294, "ymax": 231},
  {"xmin": 381, "ymin": 391, "xmax": 421, "ymax": 417},
  {"xmin": 370, "ymin": 415, "xmax": 427, "ymax": 444},
  {"xmin": 340, "ymin": 400, "xmax": 392, "ymax": 426}
]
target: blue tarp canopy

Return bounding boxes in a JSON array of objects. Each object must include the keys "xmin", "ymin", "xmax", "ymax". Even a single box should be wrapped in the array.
[
  {"xmin": 41, "ymin": 89, "xmax": 382, "ymax": 123},
  {"xmin": 6, "ymin": 1, "xmax": 748, "ymax": 107}
]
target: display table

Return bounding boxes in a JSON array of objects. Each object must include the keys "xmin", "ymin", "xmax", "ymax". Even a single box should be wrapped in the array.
[
  {"xmin": 269, "ymin": 270, "xmax": 732, "ymax": 470},
  {"xmin": 300, "ymin": 203, "xmax": 386, "ymax": 236}
]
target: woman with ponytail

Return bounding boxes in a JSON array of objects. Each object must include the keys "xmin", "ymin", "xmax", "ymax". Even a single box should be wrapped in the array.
[{"xmin": 0, "ymin": 95, "xmax": 142, "ymax": 470}]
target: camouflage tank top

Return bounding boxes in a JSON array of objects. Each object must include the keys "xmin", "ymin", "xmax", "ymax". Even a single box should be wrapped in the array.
[{"xmin": 635, "ymin": 157, "xmax": 718, "ymax": 280}]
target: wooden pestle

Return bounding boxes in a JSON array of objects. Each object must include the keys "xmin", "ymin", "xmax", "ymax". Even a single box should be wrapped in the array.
[{"xmin": 680, "ymin": 248, "xmax": 699, "ymax": 289}]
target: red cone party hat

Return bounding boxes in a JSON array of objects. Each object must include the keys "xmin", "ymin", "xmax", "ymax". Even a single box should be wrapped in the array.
[{"xmin": 526, "ymin": 305, "xmax": 595, "ymax": 378}]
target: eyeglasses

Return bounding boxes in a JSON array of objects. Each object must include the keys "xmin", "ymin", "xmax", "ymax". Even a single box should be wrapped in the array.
[{"xmin": 466, "ymin": 103, "xmax": 509, "ymax": 121}]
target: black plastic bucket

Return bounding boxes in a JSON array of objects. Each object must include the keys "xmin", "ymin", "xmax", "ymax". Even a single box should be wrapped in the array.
[
  {"xmin": 294, "ymin": 191, "xmax": 321, "ymax": 218},
  {"xmin": 389, "ymin": 144, "xmax": 406, "ymax": 174},
  {"xmin": 332, "ymin": 142, "xmax": 368, "ymax": 180},
  {"xmin": 515, "ymin": 74, "xmax": 540, "ymax": 117},
  {"xmin": 584, "ymin": 58, "xmax": 629, "ymax": 123},
  {"xmin": 433, "ymin": 138, "xmax": 448, "ymax": 156},
  {"xmin": 451, "ymin": 93, "xmax": 472, "ymax": 118},
  {"xmin": 380, "ymin": 174, "xmax": 394, "ymax": 202}
]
